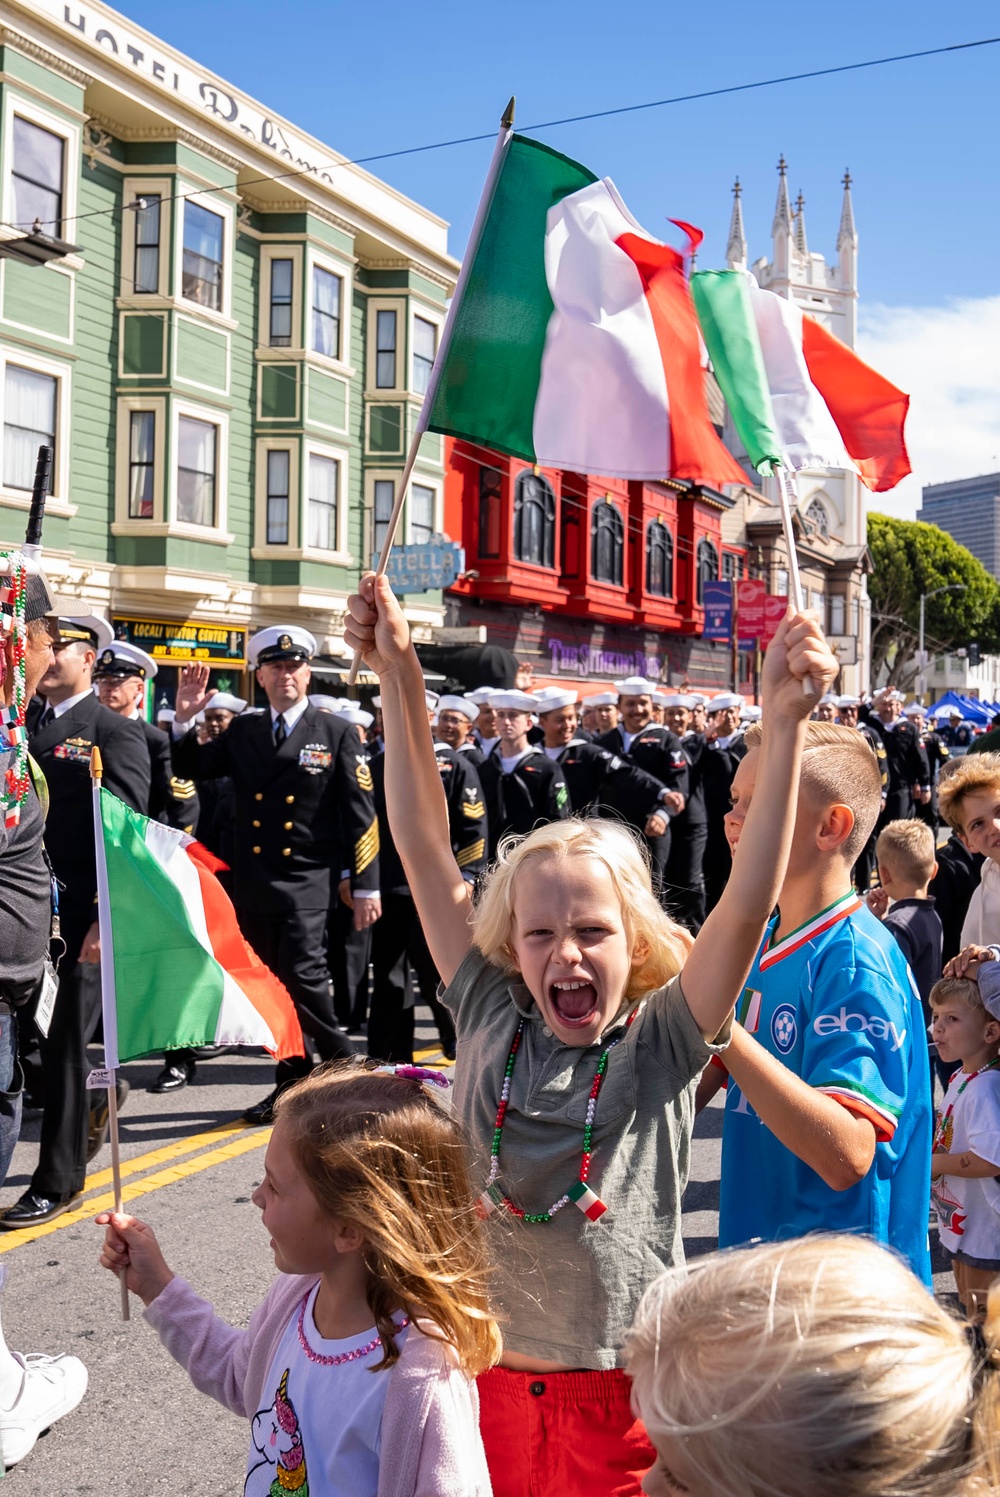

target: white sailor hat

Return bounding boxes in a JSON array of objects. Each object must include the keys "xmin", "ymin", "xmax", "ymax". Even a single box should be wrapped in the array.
[
  {"xmin": 903, "ymin": 702, "xmax": 926, "ymax": 717},
  {"xmin": 687, "ymin": 694, "xmax": 708, "ymax": 707},
  {"xmin": 741, "ymin": 704, "xmax": 763, "ymax": 721},
  {"xmin": 819, "ymin": 692, "xmax": 839, "ymax": 705},
  {"xmin": 708, "ymin": 693, "xmax": 744, "ymax": 712},
  {"xmin": 581, "ymin": 691, "xmax": 617, "ymax": 708},
  {"xmin": 935, "ymin": 705, "xmax": 962, "ymax": 718},
  {"xmin": 205, "ymin": 692, "xmax": 246, "ymax": 714},
  {"xmin": 56, "ymin": 611, "xmax": 114, "ymax": 653},
  {"xmin": 662, "ymin": 695, "xmax": 698, "ymax": 711},
  {"xmin": 490, "ymin": 691, "xmax": 539, "ymax": 712},
  {"xmin": 836, "ymin": 695, "xmax": 860, "ymax": 709},
  {"xmin": 248, "ymin": 625, "xmax": 316, "ymax": 668},
  {"xmin": 466, "ymin": 687, "xmax": 498, "ymax": 706},
  {"xmin": 93, "ymin": 640, "xmax": 158, "ymax": 680},
  {"xmin": 436, "ymin": 694, "xmax": 479, "ymax": 721},
  {"xmin": 338, "ymin": 706, "xmax": 373, "ymax": 728},
  {"xmin": 613, "ymin": 676, "xmax": 659, "ymax": 697},
  {"xmin": 156, "ymin": 708, "xmax": 176, "ymax": 723},
  {"xmin": 308, "ymin": 695, "xmax": 346, "ymax": 713},
  {"xmin": 535, "ymin": 687, "xmax": 579, "ymax": 712}
]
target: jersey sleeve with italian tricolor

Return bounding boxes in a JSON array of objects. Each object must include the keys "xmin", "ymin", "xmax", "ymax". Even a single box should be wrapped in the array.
[{"xmin": 798, "ymin": 918, "xmax": 920, "ymax": 1144}]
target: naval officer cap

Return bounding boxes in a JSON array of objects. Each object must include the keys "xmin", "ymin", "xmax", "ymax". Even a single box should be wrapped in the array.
[
  {"xmin": 707, "ymin": 693, "xmax": 744, "ymax": 713},
  {"xmin": 55, "ymin": 611, "xmax": 114, "ymax": 652},
  {"xmin": 93, "ymin": 640, "xmax": 158, "ymax": 681},
  {"xmin": 581, "ymin": 691, "xmax": 617, "ymax": 708},
  {"xmin": 489, "ymin": 690, "xmax": 539, "ymax": 712},
  {"xmin": 249, "ymin": 625, "xmax": 316, "ymax": 668},
  {"xmin": 534, "ymin": 686, "xmax": 578, "ymax": 713},
  {"xmin": 613, "ymin": 676, "xmax": 659, "ymax": 697},
  {"xmin": 206, "ymin": 692, "xmax": 247, "ymax": 714},
  {"xmin": 436, "ymin": 694, "xmax": 479, "ymax": 722}
]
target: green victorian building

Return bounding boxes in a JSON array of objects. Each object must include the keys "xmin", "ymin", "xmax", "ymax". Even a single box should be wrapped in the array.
[{"xmin": 0, "ymin": 0, "xmax": 457, "ymax": 698}]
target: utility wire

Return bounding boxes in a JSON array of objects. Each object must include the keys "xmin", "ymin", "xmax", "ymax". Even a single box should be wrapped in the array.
[{"xmin": 4, "ymin": 33, "xmax": 997, "ymax": 235}]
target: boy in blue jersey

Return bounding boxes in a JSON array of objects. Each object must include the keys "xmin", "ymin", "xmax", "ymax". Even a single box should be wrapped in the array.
[{"xmin": 712, "ymin": 718, "xmax": 932, "ymax": 1284}]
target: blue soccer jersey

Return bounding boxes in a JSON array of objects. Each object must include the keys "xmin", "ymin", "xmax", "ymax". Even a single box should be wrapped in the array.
[{"xmin": 718, "ymin": 893, "xmax": 932, "ymax": 1285}]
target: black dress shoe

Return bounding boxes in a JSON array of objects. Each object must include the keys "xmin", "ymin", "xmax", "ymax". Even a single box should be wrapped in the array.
[
  {"xmin": 87, "ymin": 1079, "xmax": 130, "ymax": 1162},
  {"xmin": 191, "ymin": 1045, "xmax": 234, "ymax": 1060},
  {"xmin": 243, "ymin": 1090, "xmax": 279, "ymax": 1126},
  {"xmin": 0, "ymin": 1190, "xmax": 82, "ymax": 1229},
  {"xmin": 150, "ymin": 1060, "xmax": 195, "ymax": 1094}
]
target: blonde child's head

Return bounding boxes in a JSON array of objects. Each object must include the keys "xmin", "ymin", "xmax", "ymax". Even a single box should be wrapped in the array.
[
  {"xmin": 939, "ymin": 755, "xmax": 1000, "ymax": 858},
  {"xmin": 626, "ymin": 1235, "xmax": 1000, "ymax": 1497},
  {"xmin": 269, "ymin": 1063, "xmax": 501, "ymax": 1377},
  {"xmin": 471, "ymin": 817, "xmax": 692, "ymax": 1049},
  {"xmin": 929, "ymin": 976, "xmax": 1000, "ymax": 1071},
  {"xmin": 876, "ymin": 818, "xmax": 937, "ymax": 894},
  {"xmin": 735, "ymin": 721, "xmax": 882, "ymax": 867}
]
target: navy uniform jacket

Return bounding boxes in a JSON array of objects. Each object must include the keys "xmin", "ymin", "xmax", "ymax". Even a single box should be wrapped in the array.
[
  {"xmin": 594, "ymin": 724, "xmax": 690, "ymax": 829},
  {"xmin": 171, "ymin": 705, "xmax": 379, "ymax": 914},
  {"xmin": 856, "ymin": 723, "xmax": 890, "ymax": 799},
  {"xmin": 552, "ymin": 739, "xmax": 666, "ymax": 819},
  {"xmin": 860, "ymin": 713, "xmax": 928, "ymax": 796},
  {"xmin": 454, "ymin": 740, "xmax": 487, "ymax": 771},
  {"xmin": 136, "ymin": 717, "xmax": 198, "ymax": 833},
  {"xmin": 701, "ymin": 730, "xmax": 749, "ymax": 828},
  {"xmin": 478, "ymin": 746, "xmax": 570, "ymax": 857},
  {"xmin": 27, "ymin": 694, "xmax": 150, "ymax": 906},
  {"xmin": 674, "ymin": 732, "xmax": 709, "ymax": 829},
  {"xmin": 371, "ymin": 745, "xmax": 488, "ymax": 894}
]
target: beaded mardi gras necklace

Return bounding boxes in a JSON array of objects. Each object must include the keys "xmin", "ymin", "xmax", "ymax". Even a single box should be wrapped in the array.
[
  {"xmin": 934, "ymin": 1057, "xmax": 1000, "ymax": 1153},
  {"xmin": 296, "ymin": 1292, "xmax": 410, "ymax": 1367},
  {"xmin": 480, "ymin": 1008, "xmax": 638, "ymax": 1225}
]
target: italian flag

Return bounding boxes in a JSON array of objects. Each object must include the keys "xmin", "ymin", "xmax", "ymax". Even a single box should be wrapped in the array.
[
  {"xmin": 690, "ymin": 268, "xmax": 910, "ymax": 492},
  {"xmin": 95, "ymin": 789, "xmax": 304, "ymax": 1066},
  {"xmin": 428, "ymin": 134, "xmax": 747, "ymax": 489}
]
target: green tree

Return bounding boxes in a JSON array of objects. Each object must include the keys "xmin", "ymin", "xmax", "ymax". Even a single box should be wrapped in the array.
[{"xmin": 867, "ymin": 512, "xmax": 1000, "ymax": 687}]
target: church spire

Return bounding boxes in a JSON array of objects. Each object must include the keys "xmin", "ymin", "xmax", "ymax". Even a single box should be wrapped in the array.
[
  {"xmin": 726, "ymin": 177, "xmax": 747, "ymax": 268},
  {"xmin": 793, "ymin": 189, "xmax": 808, "ymax": 257},
  {"xmin": 772, "ymin": 155, "xmax": 793, "ymax": 235},
  {"xmin": 837, "ymin": 168, "xmax": 857, "ymax": 250},
  {"xmin": 837, "ymin": 168, "xmax": 858, "ymax": 297}
]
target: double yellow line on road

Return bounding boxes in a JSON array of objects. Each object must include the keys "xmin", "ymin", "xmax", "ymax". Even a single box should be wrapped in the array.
[{"xmin": 0, "ymin": 1119, "xmax": 271, "ymax": 1252}]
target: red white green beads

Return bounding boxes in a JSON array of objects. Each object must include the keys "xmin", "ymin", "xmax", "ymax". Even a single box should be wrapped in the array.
[
  {"xmin": 480, "ymin": 1008, "xmax": 638, "ymax": 1225},
  {"xmin": 0, "ymin": 554, "xmax": 29, "ymax": 828}
]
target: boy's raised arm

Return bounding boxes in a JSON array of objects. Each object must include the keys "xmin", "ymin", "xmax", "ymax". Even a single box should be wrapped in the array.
[
  {"xmin": 682, "ymin": 611, "xmax": 838, "ymax": 1039},
  {"xmin": 345, "ymin": 573, "xmax": 474, "ymax": 985}
]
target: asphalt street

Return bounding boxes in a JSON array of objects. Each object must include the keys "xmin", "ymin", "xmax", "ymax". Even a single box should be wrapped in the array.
[{"xmin": 0, "ymin": 1013, "xmax": 954, "ymax": 1494}]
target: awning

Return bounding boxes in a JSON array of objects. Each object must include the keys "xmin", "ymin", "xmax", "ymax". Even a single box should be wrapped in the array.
[{"xmin": 309, "ymin": 654, "xmax": 446, "ymax": 689}]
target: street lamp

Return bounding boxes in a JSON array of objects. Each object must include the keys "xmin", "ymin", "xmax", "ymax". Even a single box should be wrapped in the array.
[{"xmin": 917, "ymin": 584, "xmax": 967, "ymax": 698}]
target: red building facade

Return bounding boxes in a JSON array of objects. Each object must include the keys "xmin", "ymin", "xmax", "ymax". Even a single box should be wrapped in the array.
[{"xmin": 441, "ymin": 438, "xmax": 750, "ymax": 691}]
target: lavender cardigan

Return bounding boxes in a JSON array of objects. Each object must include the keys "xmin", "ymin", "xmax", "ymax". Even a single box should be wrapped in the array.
[{"xmin": 145, "ymin": 1273, "xmax": 493, "ymax": 1497}]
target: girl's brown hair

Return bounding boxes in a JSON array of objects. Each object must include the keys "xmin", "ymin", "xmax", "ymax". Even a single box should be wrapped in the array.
[{"xmin": 273, "ymin": 1062, "xmax": 501, "ymax": 1378}]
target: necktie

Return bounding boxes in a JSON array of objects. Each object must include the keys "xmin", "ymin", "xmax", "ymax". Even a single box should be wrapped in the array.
[
  {"xmin": 274, "ymin": 714, "xmax": 287, "ymax": 747},
  {"xmin": 37, "ymin": 706, "xmax": 55, "ymax": 730}
]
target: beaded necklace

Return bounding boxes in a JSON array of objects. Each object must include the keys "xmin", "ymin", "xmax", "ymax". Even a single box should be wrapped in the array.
[
  {"xmin": 934, "ymin": 1057, "xmax": 1000, "ymax": 1154},
  {"xmin": 481, "ymin": 1008, "xmax": 638, "ymax": 1225},
  {"xmin": 296, "ymin": 1292, "xmax": 410, "ymax": 1367}
]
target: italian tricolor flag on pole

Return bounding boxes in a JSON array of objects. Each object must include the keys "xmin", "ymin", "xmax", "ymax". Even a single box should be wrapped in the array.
[
  {"xmin": 427, "ymin": 133, "xmax": 747, "ymax": 489},
  {"xmin": 95, "ymin": 787, "xmax": 304, "ymax": 1067}
]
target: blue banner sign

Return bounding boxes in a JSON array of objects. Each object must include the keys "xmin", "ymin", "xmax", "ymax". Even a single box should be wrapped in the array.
[
  {"xmin": 374, "ymin": 539, "xmax": 465, "ymax": 595},
  {"xmin": 702, "ymin": 581, "xmax": 733, "ymax": 642}
]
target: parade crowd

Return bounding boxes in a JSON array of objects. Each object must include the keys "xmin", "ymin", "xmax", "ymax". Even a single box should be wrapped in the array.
[{"xmin": 3, "ymin": 572, "xmax": 1000, "ymax": 1493}]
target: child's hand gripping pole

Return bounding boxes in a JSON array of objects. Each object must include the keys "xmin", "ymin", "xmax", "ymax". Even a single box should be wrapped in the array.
[
  {"xmin": 761, "ymin": 607, "xmax": 839, "ymax": 724},
  {"xmin": 776, "ymin": 468, "xmax": 823, "ymax": 698}
]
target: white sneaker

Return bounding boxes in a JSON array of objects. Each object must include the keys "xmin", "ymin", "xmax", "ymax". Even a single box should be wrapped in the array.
[{"xmin": 0, "ymin": 1352, "xmax": 88, "ymax": 1466}]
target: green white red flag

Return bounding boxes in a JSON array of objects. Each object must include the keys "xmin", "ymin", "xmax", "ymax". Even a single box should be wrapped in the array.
[
  {"xmin": 690, "ymin": 268, "xmax": 911, "ymax": 492},
  {"xmin": 94, "ymin": 787, "xmax": 304, "ymax": 1066},
  {"xmin": 427, "ymin": 134, "xmax": 746, "ymax": 489}
]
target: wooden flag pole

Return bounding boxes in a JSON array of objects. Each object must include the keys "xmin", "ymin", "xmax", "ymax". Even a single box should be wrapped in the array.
[
  {"xmin": 776, "ymin": 466, "xmax": 819, "ymax": 697},
  {"xmin": 90, "ymin": 746, "xmax": 130, "ymax": 1321},
  {"xmin": 347, "ymin": 96, "xmax": 516, "ymax": 685}
]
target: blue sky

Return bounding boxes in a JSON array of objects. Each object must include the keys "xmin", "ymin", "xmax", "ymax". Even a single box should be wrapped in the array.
[{"xmin": 122, "ymin": 0, "xmax": 1000, "ymax": 509}]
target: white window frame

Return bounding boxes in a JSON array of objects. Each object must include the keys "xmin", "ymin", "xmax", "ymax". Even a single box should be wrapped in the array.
[
  {"xmin": 175, "ymin": 188, "xmax": 236, "ymax": 325},
  {"xmin": 365, "ymin": 298, "xmax": 405, "ymax": 394},
  {"xmin": 252, "ymin": 438, "xmax": 301, "ymax": 557},
  {"xmin": 409, "ymin": 302, "xmax": 444, "ymax": 397},
  {"xmin": 302, "ymin": 438, "xmax": 351, "ymax": 563},
  {"xmin": 306, "ymin": 249, "xmax": 352, "ymax": 370},
  {"xmin": 257, "ymin": 244, "xmax": 304, "ymax": 352},
  {"xmin": 119, "ymin": 178, "xmax": 172, "ymax": 303},
  {"xmin": 112, "ymin": 395, "xmax": 167, "ymax": 533},
  {"xmin": 1, "ymin": 93, "xmax": 81, "ymax": 259},
  {"xmin": 406, "ymin": 472, "xmax": 443, "ymax": 545},
  {"xmin": 168, "ymin": 398, "xmax": 231, "ymax": 543},
  {"xmin": 0, "ymin": 348, "xmax": 74, "ymax": 517},
  {"xmin": 364, "ymin": 468, "xmax": 399, "ymax": 570}
]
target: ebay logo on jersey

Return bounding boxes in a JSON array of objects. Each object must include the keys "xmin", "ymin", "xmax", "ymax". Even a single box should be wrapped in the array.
[{"xmin": 813, "ymin": 1008, "xmax": 907, "ymax": 1052}]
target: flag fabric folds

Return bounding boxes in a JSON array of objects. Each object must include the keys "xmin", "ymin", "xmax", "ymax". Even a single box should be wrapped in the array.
[
  {"xmin": 95, "ymin": 788, "xmax": 304, "ymax": 1065},
  {"xmin": 690, "ymin": 268, "xmax": 911, "ymax": 492},
  {"xmin": 427, "ymin": 134, "xmax": 747, "ymax": 489}
]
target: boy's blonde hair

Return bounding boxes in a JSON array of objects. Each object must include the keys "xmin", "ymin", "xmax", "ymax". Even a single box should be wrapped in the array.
[
  {"xmin": 626, "ymin": 1234, "xmax": 1000, "ymax": 1497},
  {"xmin": 274, "ymin": 1063, "xmax": 501, "ymax": 1378},
  {"xmin": 742, "ymin": 720, "xmax": 882, "ymax": 864},
  {"xmin": 472, "ymin": 817, "xmax": 692, "ymax": 999},
  {"xmin": 929, "ymin": 975, "xmax": 986, "ymax": 1015},
  {"xmin": 938, "ymin": 753, "xmax": 1000, "ymax": 834},
  {"xmin": 876, "ymin": 818, "xmax": 936, "ymax": 887}
]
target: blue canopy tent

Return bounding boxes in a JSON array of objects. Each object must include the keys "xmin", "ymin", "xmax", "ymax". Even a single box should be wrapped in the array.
[{"xmin": 926, "ymin": 690, "xmax": 993, "ymax": 723}]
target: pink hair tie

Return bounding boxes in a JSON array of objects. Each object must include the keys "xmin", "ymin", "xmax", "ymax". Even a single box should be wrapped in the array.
[{"xmin": 374, "ymin": 1064, "xmax": 453, "ymax": 1090}]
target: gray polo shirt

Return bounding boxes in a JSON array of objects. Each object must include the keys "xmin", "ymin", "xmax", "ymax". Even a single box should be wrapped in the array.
[{"xmin": 444, "ymin": 948, "xmax": 729, "ymax": 1368}]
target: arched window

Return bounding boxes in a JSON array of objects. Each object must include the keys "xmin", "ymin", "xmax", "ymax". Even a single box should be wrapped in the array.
[
  {"xmin": 591, "ymin": 499, "xmax": 625, "ymax": 585},
  {"xmin": 513, "ymin": 470, "xmax": 555, "ymax": 568},
  {"xmin": 697, "ymin": 538, "xmax": 719, "ymax": 604},
  {"xmin": 645, "ymin": 520, "xmax": 673, "ymax": 597},
  {"xmin": 805, "ymin": 496, "xmax": 830, "ymax": 538}
]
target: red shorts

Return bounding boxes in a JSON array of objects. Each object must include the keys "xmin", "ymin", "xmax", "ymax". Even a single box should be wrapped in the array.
[{"xmin": 478, "ymin": 1364, "xmax": 656, "ymax": 1497}]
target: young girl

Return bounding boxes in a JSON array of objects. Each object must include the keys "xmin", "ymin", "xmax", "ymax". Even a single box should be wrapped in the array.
[
  {"xmin": 343, "ymin": 573, "xmax": 838, "ymax": 1497},
  {"xmin": 97, "ymin": 1065, "xmax": 499, "ymax": 1497},
  {"xmin": 626, "ymin": 1234, "xmax": 1000, "ymax": 1497}
]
